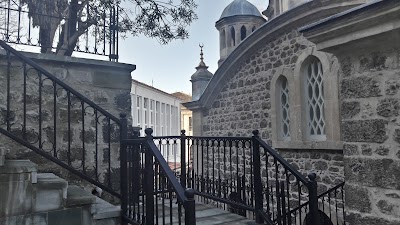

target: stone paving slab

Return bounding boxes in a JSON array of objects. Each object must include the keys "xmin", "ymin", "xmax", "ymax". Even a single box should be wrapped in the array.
[{"xmin": 155, "ymin": 201, "xmax": 258, "ymax": 225}]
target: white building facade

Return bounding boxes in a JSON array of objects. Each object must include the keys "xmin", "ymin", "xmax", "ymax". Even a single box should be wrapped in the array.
[{"xmin": 131, "ymin": 80, "xmax": 182, "ymax": 137}]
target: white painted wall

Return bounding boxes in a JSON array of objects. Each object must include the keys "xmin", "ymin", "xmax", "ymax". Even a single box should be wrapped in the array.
[
  {"xmin": 131, "ymin": 80, "xmax": 182, "ymax": 137},
  {"xmin": 131, "ymin": 80, "xmax": 182, "ymax": 162}
]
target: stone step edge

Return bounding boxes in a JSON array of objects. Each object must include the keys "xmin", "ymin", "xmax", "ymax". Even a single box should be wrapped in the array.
[
  {"xmin": 35, "ymin": 173, "xmax": 68, "ymax": 200},
  {"xmin": 0, "ymin": 159, "xmax": 37, "ymax": 183},
  {"xmin": 66, "ymin": 185, "xmax": 96, "ymax": 207},
  {"xmin": 91, "ymin": 197, "xmax": 121, "ymax": 220}
]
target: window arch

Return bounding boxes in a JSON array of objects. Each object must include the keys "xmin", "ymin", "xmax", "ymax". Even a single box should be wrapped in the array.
[
  {"xmin": 271, "ymin": 47, "xmax": 341, "ymax": 150},
  {"xmin": 304, "ymin": 56, "xmax": 325, "ymax": 139},
  {"xmin": 230, "ymin": 27, "xmax": 236, "ymax": 46},
  {"xmin": 278, "ymin": 76, "xmax": 291, "ymax": 139},
  {"xmin": 221, "ymin": 29, "xmax": 226, "ymax": 49},
  {"xmin": 240, "ymin": 26, "xmax": 246, "ymax": 41},
  {"xmin": 271, "ymin": 68, "xmax": 295, "ymax": 144}
]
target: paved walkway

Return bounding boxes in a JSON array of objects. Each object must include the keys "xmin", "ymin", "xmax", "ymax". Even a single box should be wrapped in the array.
[{"xmin": 156, "ymin": 202, "xmax": 259, "ymax": 225}]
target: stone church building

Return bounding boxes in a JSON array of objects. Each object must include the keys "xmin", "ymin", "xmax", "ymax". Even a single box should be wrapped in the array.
[{"xmin": 185, "ymin": 0, "xmax": 400, "ymax": 224}]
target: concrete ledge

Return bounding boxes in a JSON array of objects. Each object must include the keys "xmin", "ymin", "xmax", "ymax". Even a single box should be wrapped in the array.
[
  {"xmin": 91, "ymin": 197, "xmax": 120, "ymax": 220},
  {"xmin": 66, "ymin": 185, "xmax": 96, "ymax": 207},
  {"xmin": 0, "ymin": 160, "xmax": 37, "ymax": 174}
]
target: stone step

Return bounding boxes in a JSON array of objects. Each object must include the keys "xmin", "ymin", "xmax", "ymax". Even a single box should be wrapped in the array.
[
  {"xmin": 66, "ymin": 185, "xmax": 96, "ymax": 207},
  {"xmin": 33, "ymin": 173, "xmax": 68, "ymax": 213},
  {"xmin": 155, "ymin": 202, "xmax": 259, "ymax": 225},
  {"xmin": 91, "ymin": 197, "xmax": 121, "ymax": 225}
]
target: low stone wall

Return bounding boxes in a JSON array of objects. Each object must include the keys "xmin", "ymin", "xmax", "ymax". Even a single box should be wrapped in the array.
[
  {"xmin": 0, "ymin": 50, "xmax": 135, "ymax": 194},
  {"xmin": 279, "ymin": 149, "xmax": 344, "ymax": 192}
]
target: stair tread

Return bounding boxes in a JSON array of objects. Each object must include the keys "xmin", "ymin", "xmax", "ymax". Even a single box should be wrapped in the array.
[
  {"xmin": 91, "ymin": 196, "xmax": 121, "ymax": 220},
  {"xmin": 66, "ymin": 185, "xmax": 96, "ymax": 207},
  {"xmin": 36, "ymin": 173, "xmax": 68, "ymax": 189}
]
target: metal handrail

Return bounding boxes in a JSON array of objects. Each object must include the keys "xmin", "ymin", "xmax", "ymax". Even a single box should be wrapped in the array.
[
  {"xmin": 0, "ymin": 40, "xmax": 121, "ymax": 124},
  {"xmin": 254, "ymin": 136, "xmax": 309, "ymax": 185},
  {"xmin": 0, "ymin": 126, "xmax": 122, "ymax": 198},
  {"xmin": 289, "ymin": 182, "xmax": 345, "ymax": 214},
  {"xmin": 146, "ymin": 138, "xmax": 188, "ymax": 203}
]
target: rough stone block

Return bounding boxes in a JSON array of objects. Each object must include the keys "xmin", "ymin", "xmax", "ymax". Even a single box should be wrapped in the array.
[
  {"xmin": 342, "ymin": 119, "xmax": 388, "ymax": 143},
  {"xmin": 341, "ymin": 76, "xmax": 381, "ymax": 98},
  {"xmin": 345, "ymin": 184, "xmax": 371, "ymax": 213},
  {"xmin": 343, "ymin": 143, "xmax": 359, "ymax": 156},
  {"xmin": 346, "ymin": 212, "xmax": 400, "ymax": 225},
  {"xmin": 377, "ymin": 98, "xmax": 400, "ymax": 117},
  {"xmin": 359, "ymin": 52, "xmax": 388, "ymax": 71},
  {"xmin": 342, "ymin": 101, "xmax": 360, "ymax": 119},
  {"xmin": 344, "ymin": 158, "xmax": 400, "ymax": 190}
]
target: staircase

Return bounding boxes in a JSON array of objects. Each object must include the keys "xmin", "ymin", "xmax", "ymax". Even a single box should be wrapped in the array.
[
  {"xmin": 0, "ymin": 160, "xmax": 120, "ymax": 225},
  {"xmin": 0, "ymin": 40, "xmax": 345, "ymax": 225}
]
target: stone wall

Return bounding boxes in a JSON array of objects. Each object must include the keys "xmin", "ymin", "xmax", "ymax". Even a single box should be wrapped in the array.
[
  {"xmin": 0, "ymin": 50, "xmax": 134, "ymax": 194},
  {"xmin": 339, "ymin": 47, "xmax": 400, "ymax": 224},
  {"xmin": 201, "ymin": 30, "xmax": 344, "ymax": 189}
]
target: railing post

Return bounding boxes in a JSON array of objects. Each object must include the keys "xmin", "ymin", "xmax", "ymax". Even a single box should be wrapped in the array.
[
  {"xmin": 132, "ymin": 127, "xmax": 141, "ymax": 220},
  {"xmin": 181, "ymin": 130, "xmax": 187, "ymax": 188},
  {"xmin": 308, "ymin": 173, "xmax": 320, "ymax": 225},
  {"xmin": 145, "ymin": 128, "xmax": 155, "ymax": 225},
  {"xmin": 184, "ymin": 188, "xmax": 196, "ymax": 225},
  {"xmin": 119, "ymin": 113, "xmax": 128, "ymax": 225},
  {"xmin": 252, "ymin": 130, "xmax": 264, "ymax": 224}
]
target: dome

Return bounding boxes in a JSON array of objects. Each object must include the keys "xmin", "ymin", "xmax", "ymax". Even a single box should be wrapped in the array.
[{"xmin": 220, "ymin": 0, "xmax": 262, "ymax": 20}]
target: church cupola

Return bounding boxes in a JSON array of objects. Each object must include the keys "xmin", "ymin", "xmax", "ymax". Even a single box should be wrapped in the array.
[
  {"xmin": 191, "ymin": 45, "xmax": 213, "ymax": 101},
  {"xmin": 216, "ymin": 0, "xmax": 266, "ymax": 66}
]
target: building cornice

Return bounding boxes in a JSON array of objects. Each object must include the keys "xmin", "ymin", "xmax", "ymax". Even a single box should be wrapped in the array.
[{"xmin": 300, "ymin": 0, "xmax": 400, "ymax": 53}]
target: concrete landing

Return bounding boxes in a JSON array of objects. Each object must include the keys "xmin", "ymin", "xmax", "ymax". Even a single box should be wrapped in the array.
[{"xmin": 156, "ymin": 202, "xmax": 258, "ymax": 225}]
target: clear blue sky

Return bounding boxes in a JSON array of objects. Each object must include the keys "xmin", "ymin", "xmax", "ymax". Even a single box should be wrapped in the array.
[{"xmin": 118, "ymin": 0, "xmax": 267, "ymax": 95}]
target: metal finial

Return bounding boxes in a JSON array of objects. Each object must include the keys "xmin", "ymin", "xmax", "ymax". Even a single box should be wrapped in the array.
[
  {"xmin": 199, "ymin": 43, "xmax": 204, "ymax": 63},
  {"xmin": 197, "ymin": 43, "xmax": 207, "ymax": 68}
]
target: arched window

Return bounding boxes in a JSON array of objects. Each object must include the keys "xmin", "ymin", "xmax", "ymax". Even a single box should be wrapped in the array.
[
  {"xmin": 278, "ymin": 76, "xmax": 290, "ymax": 139},
  {"xmin": 252, "ymin": 26, "xmax": 256, "ymax": 32},
  {"xmin": 221, "ymin": 29, "xmax": 226, "ymax": 49},
  {"xmin": 230, "ymin": 27, "xmax": 235, "ymax": 46},
  {"xmin": 240, "ymin": 26, "xmax": 246, "ymax": 41},
  {"xmin": 271, "ymin": 48, "xmax": 341, "ymax": 150},
  {"xmin": 304, "ymin": 56, "xmax": 325, "ymax": 139}
]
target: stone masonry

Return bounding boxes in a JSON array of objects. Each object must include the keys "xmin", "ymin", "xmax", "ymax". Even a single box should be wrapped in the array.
[
  {"xmin": 340, "ymin": 48, "xmax": 400, "ymax": 224},
  {"xmin": 201, "ymin": 30, "xmax": 344, "ymax": 191},
  {"xmin": 0, "ymin": 50, "xmax": 134, "ymax": 194}
]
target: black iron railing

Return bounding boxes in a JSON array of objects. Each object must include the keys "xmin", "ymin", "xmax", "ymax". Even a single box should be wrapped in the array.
[
  {"xmin": 0, "ymin": 40, "xmax": 122, "ymax": 197},
  {"xmin": 154, "ymin": 130, "xmax": 345, "ymax": 225},
  {"xmin": 0, "ymin": 0, "xmax": 118, "ymax": 60},
  {"xmin": 121, "ymin": 128, "xmax": 196, "ymax": 225},
  {"xmin": 290, "ymin": 182, "xmax": 346, "ymax": 225}
]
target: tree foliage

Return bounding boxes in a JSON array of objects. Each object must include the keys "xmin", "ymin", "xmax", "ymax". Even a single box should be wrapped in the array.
[{"xmin": 15, "ymin": 0, "xmax": 197, "ymax": 55}]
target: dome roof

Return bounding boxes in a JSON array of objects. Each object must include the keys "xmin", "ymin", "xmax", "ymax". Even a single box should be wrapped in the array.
[{"xmin": 220, "ymin": 0, "xmax": 262, "ymax": 19}]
